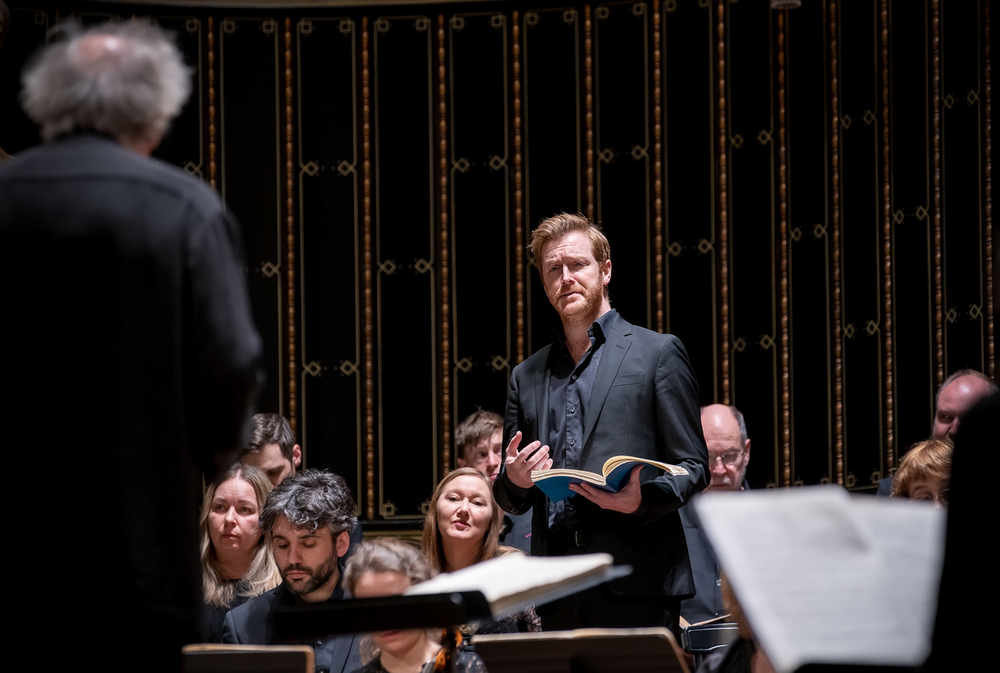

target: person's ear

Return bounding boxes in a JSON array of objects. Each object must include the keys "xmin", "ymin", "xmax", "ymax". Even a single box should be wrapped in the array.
[
  {"xmin": 456, "ymin": 455, "xmax": 468, "ymax": 468},
  {"xmin": 744, "ymin": 439, "xmax": 751, "ymax": 466},
  {"xmin": 335, "ymin": 530, "xmax": 351, "ymax": 558},
  {"xmin": 292, "ymin": 444, "xmax": 302, "ymax": 468}
]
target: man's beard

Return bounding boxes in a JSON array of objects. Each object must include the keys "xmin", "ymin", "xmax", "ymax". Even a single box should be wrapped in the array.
[
  {"xmin": 709, "ymin": 464, "xmax": 748, "ymax": 491},
  {"xmin": 282, "ymin": 553, "xmax": 338, "ymax": 596}
]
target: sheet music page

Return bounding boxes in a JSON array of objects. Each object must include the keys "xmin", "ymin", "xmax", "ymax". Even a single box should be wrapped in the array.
[
  {"xmin": 695, "ymin": 486, "xmax": 945, "ymax": 673},
  {"xmin": 406, "ymin": 552, "xmax": 616, "ymax": 614}
]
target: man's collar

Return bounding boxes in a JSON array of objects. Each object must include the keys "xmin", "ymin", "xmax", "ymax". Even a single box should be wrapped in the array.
[{"xmin": 551, "ymin": 308, "xmax": 617, "ymax": 347}]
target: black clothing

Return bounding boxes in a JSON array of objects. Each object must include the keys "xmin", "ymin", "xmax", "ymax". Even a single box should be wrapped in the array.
[
  {"xmin": 496, "ymin": 310, "xmax": 709, "ymax": 630},
  {"xmin": 222, "ymin": 580, "xmax": 361, "ymax": 673},
  {"xmin": 0, "ymin": 133, "xmax": 263, "ymax": 671},
  {"xmin": 201, "ymin": 583, "xmax": 255, "ymax": 643},
  {"xmin": 679, "ymin": 481, "xmax": 749, "ymax": 624}
]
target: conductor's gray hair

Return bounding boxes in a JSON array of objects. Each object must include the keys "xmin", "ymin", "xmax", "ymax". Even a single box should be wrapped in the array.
[
  {"xmin": 259, "ymin": 469, "xmax": 357, "ymax": 537},
  {"xmin": 21, "ymin": 20, "xmax": 191, "ymax": 143}
]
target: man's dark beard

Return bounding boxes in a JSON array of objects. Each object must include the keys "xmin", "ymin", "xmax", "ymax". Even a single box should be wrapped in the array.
[{"xmin": 283, "ymin": 552, "xmax": 338, "ymax": 596}]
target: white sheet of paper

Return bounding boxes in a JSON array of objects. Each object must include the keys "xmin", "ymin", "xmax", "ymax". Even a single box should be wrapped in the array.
[{"xmin": 695, "ymin": 486, "xmax": 945, "ymax": 673}]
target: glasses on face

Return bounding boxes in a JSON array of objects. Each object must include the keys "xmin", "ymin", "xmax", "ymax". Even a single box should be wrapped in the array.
[{"xmin": 710, "ymin": 450, "xmax": 744, "ymax": 466}]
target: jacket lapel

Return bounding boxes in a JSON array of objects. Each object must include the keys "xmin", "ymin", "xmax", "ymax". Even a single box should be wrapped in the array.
[{"xmin": 581, "ymin": 314, "xmax": 631, "ymax": 460}]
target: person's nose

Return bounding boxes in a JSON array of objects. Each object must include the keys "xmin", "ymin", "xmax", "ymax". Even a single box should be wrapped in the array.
[
  {"xmin": 561, "ymin": 265, "xmax": 574, "ymax": 284},
  {"xmin": 224, "ymin": 506, "xmax": 237, "ymax": 524},
  {"xmin": 286, "ymin": 544, "xmax": 303, "ymax": 565},
  {"xmin": 711, "ymin": 456, "xmax": 726, "ymax": 475},
  {"xmin": 948, "ymin": 419, "xmax": 961, "ymax": 438},
  {"xmin": 487, "ymin": 451, "xmax": 501, "ymax": 474}
]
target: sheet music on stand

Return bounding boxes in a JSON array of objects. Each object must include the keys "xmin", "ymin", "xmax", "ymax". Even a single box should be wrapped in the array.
[
  {"xmin": 695, "ymin": 486, "xmax": 946, "ymax": 673},
  {"xmin": 473, "ymin": 628, "xmax": 691, "ymax": 673},
  {"xmin": 275, "ymin": 553, "xmax": 630, "ymax": 638}
]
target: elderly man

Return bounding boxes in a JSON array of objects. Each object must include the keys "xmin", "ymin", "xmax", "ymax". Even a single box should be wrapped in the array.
[
  {"xmin": 223, "ymin": 469, "xmax": 362, "ymax": 673},
  {"xmin": 495, "ymin": 213, "xmax": 709, "ymax": 633},
  {"xmin": 1, "ymin": 21, "xmax": 262, "ymax": 670},
  {"xmin": 679, "ymin": 405, "xmax": 751, "ymax": 624},
  {"xmin": 877, "ymin": 369, "xmax": 996, "ymax": 495}
]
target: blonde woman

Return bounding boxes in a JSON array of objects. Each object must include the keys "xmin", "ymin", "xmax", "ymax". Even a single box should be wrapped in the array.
[{"xmin": 199, "ymin": 464, "xmax": 281, "ymax": 641}]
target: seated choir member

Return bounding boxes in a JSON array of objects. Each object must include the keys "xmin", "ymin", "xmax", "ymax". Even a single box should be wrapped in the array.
[
  {"xmin": 345, "ymin": 539, "xmax": 485, "ymax": 673},
  {"xmin": 422, "ymin": 468, "xmax": 540, "ymax": 635},
  {"xmin": 200, "ymin": 464, "xmax": 281, "ymax": 641},
  {"xmin": 890, "ymin": 439, "xmax": 952, "ymax": 507}
]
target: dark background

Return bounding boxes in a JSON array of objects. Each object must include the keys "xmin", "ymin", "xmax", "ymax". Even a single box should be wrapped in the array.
[{"xmin": 1, "ymin": 0, "xmax": 993, "ymax": 528}]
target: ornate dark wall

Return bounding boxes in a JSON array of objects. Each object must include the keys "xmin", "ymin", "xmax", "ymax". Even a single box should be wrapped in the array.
[{"xmin": 1, "ymin": 0, "xmax": 992, "ymax": 526}]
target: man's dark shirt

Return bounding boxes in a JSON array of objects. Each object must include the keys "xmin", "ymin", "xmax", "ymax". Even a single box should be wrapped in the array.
[
  {"xmin": 545, "ymin": 311, "xmax": 612, "ymax": 526},
  {"xmin": 222, "ymin": 564, "xmax": 361, "ymax": 673}
]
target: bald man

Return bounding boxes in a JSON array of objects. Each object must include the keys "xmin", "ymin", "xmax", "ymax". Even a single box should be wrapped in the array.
[
  {"xmin": 877, "ymin": 370, "xmax": 996, "ymax": 495},
  {"xmin": 678, "ymin": 405, "xmax": 751, "ymax": 624},
  {"xmin": 932, "ymin": 370, "xmax": 997, "ymax": 440}
]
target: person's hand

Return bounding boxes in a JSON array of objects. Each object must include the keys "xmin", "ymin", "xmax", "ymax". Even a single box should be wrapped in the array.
[
  {"xmin": 570, "ymin": 465, "xmax": 643, "ymax": 514},
  {"xmin": 504, "ymin": 431, "xmax": 553, "ymax": 490}
]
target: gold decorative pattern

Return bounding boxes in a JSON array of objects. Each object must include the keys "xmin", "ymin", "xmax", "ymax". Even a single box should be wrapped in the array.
[
  {"xmin": 777, "ymin": 10, "xmax": 790, "ymax": 487},
  {"xmin": 208, "ymin": 16, "xmax": 217, "ymax": 190},
  {"xmin": 437, "ymin": 14, "xmax": 452, "ymax": 473},
  {"xmin": 653, "ymin": 0, "xmax": 664, "ymax": 333},
  {"xmin": 284, "ymin": 17, "xmax": 297, "ymax": 435},
  {"xmin": 830, "ymin": 0, "xmax": 844, "ymax": 486},
  {"xmin": 585, "ymin": 5, "xmax": 594, "ymax": 220},
  {"xmin": 931, "ymin": 0, "xmax": 943, "ymax": 386},
  {"xmin": 716, "ymin": 0, "xmax": 730, "ymax": 404},
  {"xmin": 880, "ymin": 0, "xmax": 894, "ymax": 469},
  {"xmin": 513, "ymin": 11, "xmax": 525, "ymax": 364},
  {"xmin": 362, "ymin": 16, "xmax": 374, "ymax": 520},
  {"xmin": 986, "ymin": 0, "xmax": 995, "ymax": 378}
]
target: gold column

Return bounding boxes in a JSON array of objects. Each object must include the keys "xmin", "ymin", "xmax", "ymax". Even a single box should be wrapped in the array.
[
  {"xmin": 585, "ymin": 5, "xmax": 595, "ymax": 221},
  {"xmin": 931, "ymin": 0, "xmax": 943, "ymax": 386},
  {"xmin": 716, "ymin": 0, "xmax": 730, "ymax": 404},
  {"xmin": 986, "ymin": 0, "xmax": 994, "ymax": 378},
  {"xmin": 513, "ymin": 11, "xmax": 526, "ymax": 364},
  {"xmin": 284, "ymin": 17, "xmax": 297, "ymax": 435},
  {"xmin": 654, "ymin": 1, "xmax": 664, "ymax": 334},
  {"xmin": 777, "ymin": 10, "xmax": 790, "ymax": 487},
  {"xmin": 829, "ymin": 0, "xmax": 844, "ymax": 486},
  {"xmin": 208, "ymin": 16, "xmax": 217, "ymax": 191},
  {"xmin": 362, "ymin": 16, "xmax": 375, "ymax": 520},
  {"xmin": 880, "ymin": 0, "xmax": 894, "ymax": 469},
  {"xmin": 437, "ymin": 14, "xmax": 452, "ymax": 473}
]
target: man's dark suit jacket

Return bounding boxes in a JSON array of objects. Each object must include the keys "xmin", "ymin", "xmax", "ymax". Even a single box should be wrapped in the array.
[
  {"xmin": 495, "ymin": 310, "xmax": 709, "ymax": 599},
  {"xmin": 222, "ymin": 582, "xmax": 361, "ymax": 673},
  {"xmin": 0, "ymin": 133, "xmax": 263, "ymax": 669},
  {"xmin": 679, "ymin": 480, "xmax": 749, "ymax": 624}
]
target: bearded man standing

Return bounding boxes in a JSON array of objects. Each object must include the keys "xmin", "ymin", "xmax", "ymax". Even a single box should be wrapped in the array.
[{"xmin": 494, "ymin": 213, "xmax": 709, "ymax": 634}]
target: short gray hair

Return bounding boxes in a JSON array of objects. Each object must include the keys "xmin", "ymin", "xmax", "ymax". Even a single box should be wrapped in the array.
[
  {"xmin": 21, "ymin": 20, "xmax": 191, "ymax": 143},
  {"xmin": 260, "ymin": 469, "xmax": 357, "ymax": 537}
]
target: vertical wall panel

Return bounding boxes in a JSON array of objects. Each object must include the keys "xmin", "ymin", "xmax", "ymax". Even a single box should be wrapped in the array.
[
  {"xmin": 940, "ymin": 0, "xmax": 987, "ymax": 374},
  {"xmin": 727, "ymin": 0, "xmax": 779, "ymax": 488},
  {"xmin": 889, "ymin": 0, "xmax": 935, "ymax": 453},
  {"xmin": 839, "ymin": 0, "xmax": 885, "ymax": 490},
  {"xmin": 595, "ymin": 1, "xmax": 650, "ymax": 328},
  {"xmin": 663, "ymin": 0, "xmax": 717, "ymax": 404},
  {"xmin": 449, "ymin": 12, "xmax": 511, "ymax": 423},
  {"xmin": 220, "ymin": 17, "xmax": 283, "ymax": 416},
  {"xmin": 787, "ymin": 0, "xmax": 833, "ymax": 485},
  {"xmin": 297, "ymin": 17, "xmax": 361, "ymax": 493},
  {"xmin": 373, "ymin": 15, "xmax": 436, "ymax": 518},
  {"xmin": 523, "ymin": 7, "xmax": 582, "ymax": 354}
]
